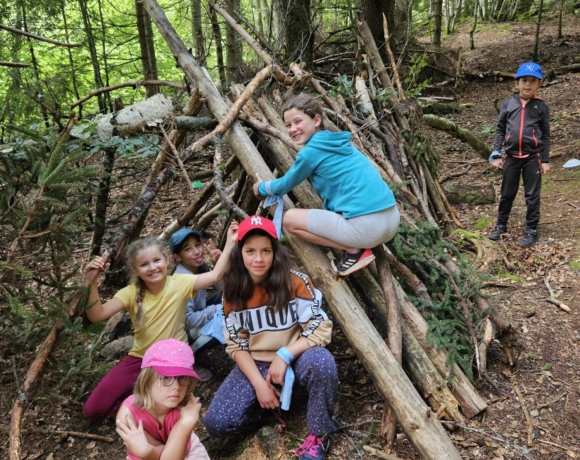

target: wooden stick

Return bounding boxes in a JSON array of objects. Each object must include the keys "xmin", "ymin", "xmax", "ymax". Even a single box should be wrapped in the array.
[
  {"xmin": 433, "ymin": 177, "xmax": 464, "ymax": 228},
  {"xmin": 363, "ymin": 445, "xmax": 402, "ymax": 459},
  {"xmin": 536, "ymin": 439, "xmax": 578, "ymax": 453},
  {"xmin": 159, "ymin": 125, "xmax": 194, "ymax": 196},
  {"xmin": 382, "ymin": 14, "xmax": 405, "ymax": 100},
  {"xmin": 185, "ymin": 65, "xmax": 276, "ymax": 155},
  {"xmin": 0, "ymin": 61, "xmax": 31, "ymax": 68},
  {"xmin": 514, "ymin": 385, "xmax": 534, "ymax": 446},
  {"xmin": 213, "ymin": 144, "xmax": 248, "ymax": 220},
  {"xmin": 9, "ymin": 252, "xmax": 111, "ymax": 460},
  {"xmin": 238, "ymin": 112, "xmax": 299, "ymax": 152},
  {"xmin": 70, "ymin": 80, "xmax": 186, "ymax": 109},
  {"xmin": 544, "ymin": 272, "xmax": 570, "ymax": 312},
  {"xmin": 0, "ymin": 24, "xmax": 82, "ymax": 48},
  {"xmin": 538, "ymin": 392, "xmax": 567, "ymax": 410},
  {"xmin": 53, "ymin": 430, "xmax": 114, "ymax": 442}
]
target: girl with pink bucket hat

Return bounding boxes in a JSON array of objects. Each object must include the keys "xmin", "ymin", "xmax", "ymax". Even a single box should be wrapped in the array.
[{"xmin": 115, "ymin": 338, "xmax": 210, "ymax": 460}]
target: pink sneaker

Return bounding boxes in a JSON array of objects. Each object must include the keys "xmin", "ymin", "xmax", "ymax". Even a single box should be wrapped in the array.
[
  {"xmin": 331, "ymin": 248, "xmax": 375, "ymax": 276},
  {"xmin": 294, "ymin": 433, "xmax": 329, "ymax": 459}
]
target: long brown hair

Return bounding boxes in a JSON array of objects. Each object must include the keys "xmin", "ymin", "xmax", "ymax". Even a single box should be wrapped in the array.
[
  {"xmin": 281, "ymin": 93, "xmax": 326, "ymax": 130},
  {"xmin": 125, "ymin": 237, "xmax": 170, "ymax": 326},
  {"xmin": 133, "ymin": 367, "xmax": 197, "ymax": 410},
  {"xmin": 223, "ymin": 230, "xmax": 293, "ymax": 312}
]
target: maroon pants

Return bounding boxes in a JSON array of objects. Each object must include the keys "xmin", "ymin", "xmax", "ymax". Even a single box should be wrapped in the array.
[{"xmin": 84, "ymin": 355, "xmax": 142, "ymax": 421}]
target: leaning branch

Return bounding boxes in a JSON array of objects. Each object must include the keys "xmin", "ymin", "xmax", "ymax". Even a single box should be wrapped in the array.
[
  {"xmin": 0, "ymin": 61, "xmax": 31, "ymax": 68},
  {"xmin": 70, "ymin": 80, "xmax": 187, "ymax": 109},
  {"xmin": 0, "ymin": 24, "xmax": 82, "ymax": 48}
]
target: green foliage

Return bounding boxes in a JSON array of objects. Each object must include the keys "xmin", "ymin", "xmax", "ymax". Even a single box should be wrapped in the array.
[
  {"xmin": 403, "ymin": 53, "xmax": 430, "ymax": 99},
  {"xmin": 473, "ymin": 217, "xmax": 492, "ymax": 230},
  {"xmin": 0, "ymin": 122, "xmax": 99, "ymax": 346},
  {"xmin": 570, "ymin": 260, "xmax": 580, "ymax": 271},
  {"xmin": 480, "ymin": 124, "xmax": 495, "ymax": 134},
  {"xmin": 329, "ymin": 74, "xmax": 355, "ymax": 99},
  {"xmin": 388, "ymin": 223, "xmax": 488, "ymax": 380}
]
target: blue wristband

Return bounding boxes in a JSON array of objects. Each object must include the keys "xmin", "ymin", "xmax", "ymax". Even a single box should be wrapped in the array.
[
  {"xmin": 276, "ymin": 347, "xmax": 294, "ymax": 365},
  {"xmin": 489, "ymin": 151, "xmax": 502, "ymax": 164}
]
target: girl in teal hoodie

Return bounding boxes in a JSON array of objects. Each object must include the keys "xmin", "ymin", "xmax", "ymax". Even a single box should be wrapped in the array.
[{"xmin": 252, "ymin": 94, "xmax": 399, "ymax": 276}]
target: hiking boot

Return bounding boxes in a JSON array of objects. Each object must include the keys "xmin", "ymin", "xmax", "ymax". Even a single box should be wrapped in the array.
[
  {"xmin": 331, "ymin": 248, "xmax": 375, "ymax": 276},
  {"xmin": 488, "ymin": 225, "xmax": 507, "ymax": 241},
  {"xmin": 295, "ymin": 434, "xmax": 330, "ymax": 460},
  {"xmin": 517, "ymin": 229, "xmax": 538, "ymax": 247},
  {"xmin": 194, "ymin": 364, "xmax": 213, "ymax": 382}
]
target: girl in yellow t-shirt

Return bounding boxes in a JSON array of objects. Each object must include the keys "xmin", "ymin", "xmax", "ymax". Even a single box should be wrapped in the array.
[{"xmin": 83, "ymin": 222, "xmax": 238, "ymax": 422}]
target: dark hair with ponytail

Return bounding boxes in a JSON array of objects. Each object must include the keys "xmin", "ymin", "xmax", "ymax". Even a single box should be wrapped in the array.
[
  {"xmin": 281, "ymin": 93, "xmax": 325, "ymax": 130},
  {"xmin": 125, "ymin": 237, "xmax": 170, "ymax": 326},
  {"xmin": 222, "ymin": 230, "xmax": 293, "ymax": 313}
]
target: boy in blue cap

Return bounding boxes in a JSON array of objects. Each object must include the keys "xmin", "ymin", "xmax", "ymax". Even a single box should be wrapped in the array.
[
  {"xmin": 488, "ymin": 62, "xmax": 551, "ymax": 247},
  {"xmin": 170, "ymin": 228, "xmax": 225, "ymax": 381}
]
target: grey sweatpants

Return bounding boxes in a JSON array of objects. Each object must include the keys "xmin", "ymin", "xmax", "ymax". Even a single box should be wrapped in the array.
[{"xmin": 306, "ymin": 205, "xmax": 400, "ymax": 248}]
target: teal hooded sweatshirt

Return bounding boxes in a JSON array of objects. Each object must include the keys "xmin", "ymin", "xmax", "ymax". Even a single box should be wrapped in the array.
[{"xmin": 258, "ymin": 131, "xmax": 396, "ymax": 218}]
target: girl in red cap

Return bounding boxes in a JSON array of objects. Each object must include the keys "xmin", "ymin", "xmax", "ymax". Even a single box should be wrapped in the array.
[
  {"xmin": 116, "ymin": 338, "xmax": 209, "ymax": 460},
  {"xmin": 204, "ymin": 216, "xmax": 338, "ymax": 460}
]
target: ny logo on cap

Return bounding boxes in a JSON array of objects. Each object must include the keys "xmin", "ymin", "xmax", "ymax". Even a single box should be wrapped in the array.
[
  {"xmin": 251, "ymin": 216, "xmax": 263, "ymax": 225},
  {"xmin": 527, "ymin": 64, "xmax": 536, "ymax": 71}
]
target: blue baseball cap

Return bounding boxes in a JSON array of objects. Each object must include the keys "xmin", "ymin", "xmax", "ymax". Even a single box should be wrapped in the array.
[
  {"xmin": 515, "ymin": 62, "xmax": 543, "ymax": 80},
  {"xmin": 169, "ymin": 228, "xmax": 202, "ymax": 253}
]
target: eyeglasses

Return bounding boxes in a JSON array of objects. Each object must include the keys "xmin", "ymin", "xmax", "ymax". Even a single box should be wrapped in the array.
[{"xmin": 156, "ymin": 375, "xmax": 191, "ymax": 387}]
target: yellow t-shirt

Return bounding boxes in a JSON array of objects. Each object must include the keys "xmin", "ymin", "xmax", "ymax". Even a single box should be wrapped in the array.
[{"xmin": 114, "ymin": 274, "xmax": 197, "ymax": 358}]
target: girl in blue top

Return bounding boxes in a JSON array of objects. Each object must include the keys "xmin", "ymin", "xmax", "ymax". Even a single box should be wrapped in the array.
[{"xmin": 252, "ymin": 93, "xmax": 399, "ymax": 276}]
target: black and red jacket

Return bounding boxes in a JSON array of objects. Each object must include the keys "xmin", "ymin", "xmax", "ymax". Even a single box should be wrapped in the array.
[{"xmin": 493, "ymin": 94, "xmax": 551, "ymax": 163}]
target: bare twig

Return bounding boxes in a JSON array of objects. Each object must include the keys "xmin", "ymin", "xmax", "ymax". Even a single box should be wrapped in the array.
[
  {"xmin": 514, "ymin": 385, "xmax": 534, "ymax": 446},
  {"xmin": 159, "ymin": 125, "xmax": 194, "ymax": 196},
  {"xmin": 439, "ymin": 165, "xmax": 472, "ymax": 184},
  {"xmin": 0, "ymin": 61, "xmax": 31, "ymax": 68},
  {"xmin": 213, "ymin": 144, "xmax": 248, "ymax": 221},
  {"xmin": 0, "ymin": 24, "xmax": 82, "ymax": 48},
  {"xmin": 382, "ymin": 14, "xmax": 405, "ymax": 100},
  {"xmin": 544, "ymin": 272, "xmax": 570, "ymax": 312},
  {"xmin": 363, "ymin": 445, "xmax": 402, "ymax": 459},
  {"xmin": 538, "ymin": 392, "xmax": 566, "ymax": 410},
  {"xmin": 457, "ymin": 424, "xmax": 532, "ymax": 459},
  {"xmin": 566, "ymin": 201, "xmax": 580, "ymax": 211},
  {"xmin": 70, "ymin": 80, "xmax": 186, "ymax": 109}
]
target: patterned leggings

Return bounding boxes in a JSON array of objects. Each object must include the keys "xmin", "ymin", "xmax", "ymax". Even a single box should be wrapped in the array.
[{"xmin": 204, "ymin": 347, "xmax": 338, "ymax": 437}]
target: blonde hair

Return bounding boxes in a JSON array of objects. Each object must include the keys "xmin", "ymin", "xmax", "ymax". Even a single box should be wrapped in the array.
[
  {"xmin": 124, "ymin": 237, "xmax": 171, "ymax": 326},
  {"xmin": 133, "ymin": 367, "xmax": 197, "ymax": 411}
]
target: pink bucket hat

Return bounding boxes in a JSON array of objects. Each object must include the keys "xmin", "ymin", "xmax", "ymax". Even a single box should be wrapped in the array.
[{"xmin": 141, "ymin": 338, "xmax": 200, "ymax": 380}]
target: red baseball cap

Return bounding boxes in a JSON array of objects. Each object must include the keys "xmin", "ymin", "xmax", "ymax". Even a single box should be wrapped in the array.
[
  {"xmin": 142, "ymin": 338, "xmax": 199, "ymax": 380},
  {"xmin": 238, "ymin": 215, "xmax": 278, "ymax": 241}
]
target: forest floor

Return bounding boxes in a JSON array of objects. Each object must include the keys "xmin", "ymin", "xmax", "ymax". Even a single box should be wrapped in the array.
[{"xmin": 1, "ymin": 15, "xmax": 580, "ymax": 460}]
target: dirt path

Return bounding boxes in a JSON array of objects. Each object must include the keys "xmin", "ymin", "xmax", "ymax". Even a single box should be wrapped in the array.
[{"xmin": 1, "ymin": 16, "xmax": 580, "ymax": 460}]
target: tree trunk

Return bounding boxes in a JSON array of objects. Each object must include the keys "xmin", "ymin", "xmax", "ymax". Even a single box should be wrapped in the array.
[
  {"xmin": 78, "ymin": 0, "xmax": 106, "ymax": 112},
  {"xmin": 225, "ymin": 0, "xmax": 243, "ymax": 85},
  {"xmin": 191, "ymin": 0, "xmax": 206, "ymax": 65},
  {"xmin": 278, "ymin": 0, "xmax": 313, "ymax": 67},
  {"xmin": 432, "ymin": 0, "xmax": 443, "ymax": 49},
  {"xmin": 91, "ymin": 148, "xmax": 115, "ymax": 256},
  {"xmin": 97, "ymin": 0, "xmax": 113, "ymax": 110},
  {"xmin": 136, "ymin": 0, "xmax": 160, "ymax": 97},
  {"xmin": 62, "ymin": 0, "xmax": 83, "ymax": 119},
  {"xmin": 141, "ymin": 1, "xmax": 464, "ymax": 455},
  {"xmin": 532, "ymin": 0, "xmax": 544, "ymax": 61},
  {"xmin": 210, "ymin": 6, "xmax": 227, "ymax": 93},
  {"xmin": 357, "ymin": 0, "xmax": 396, "ymax": 55}
]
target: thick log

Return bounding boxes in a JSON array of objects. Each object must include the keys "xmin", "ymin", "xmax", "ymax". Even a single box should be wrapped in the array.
[
  {"xmin": 443, "ymin": 183, "xmax": 496, "ymax": 205},
  {"xmin": 9, "ymin": 253, "xmax": 111, "ymax": 460},
  {"xmin": 174, "ymin": 116, "xmax": 217, "ymax": 131},
  {"xmin": 395, "ymin": 280, "xmax": 488, "ymax": 418},
  {"xmin": 372, "ymin": 246, "xmax": 402, "ymax": 442},
  {"xmin": 143, "ymin": 1, "xmax": 463, "ymax": 456},
  {"xmin": 350, "ymin": 268, "xmax": 466, "ymax": 423},
  {"xmin": 422, "ymin": 114, "xmax": 490, "ymax": 161}
]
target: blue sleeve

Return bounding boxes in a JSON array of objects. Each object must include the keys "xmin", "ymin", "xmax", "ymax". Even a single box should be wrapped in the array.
[
  {"xmin": 184, "ymin": 291, "xmax": 215, "ymax": 329},
  {"xmin": 492, "ymin": 99, "xmax": 509, "ymax": 153},
  {"xmin": 540, "ymin": 103, "xmax": 550, "ymax": 163},
  {"xmin": 258, "ymin": 151, "xmax": 315, "ymax": 197}
]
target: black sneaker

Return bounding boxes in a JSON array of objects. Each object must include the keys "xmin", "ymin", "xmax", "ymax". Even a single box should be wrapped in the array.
[
  {"xmin": 488, "ymin": 225, "xmax": 507, "ymax": 241},
  {"xmin": 517, "ymin": 229, "xmax": 538, "ymax": 247},
  {"xmin": 331, "ymin": 249, "xmax": 375, "ymax": 276}
]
